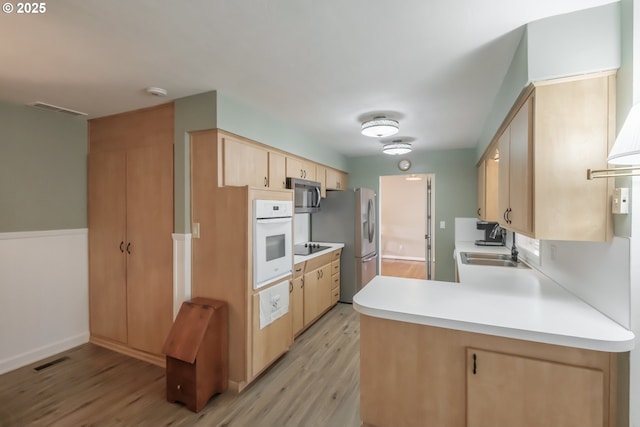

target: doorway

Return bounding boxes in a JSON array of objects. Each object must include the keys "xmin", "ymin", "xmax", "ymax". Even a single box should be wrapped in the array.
[{"xmin": 379, "ymin": 173, "xmax": 435, "ymax": 280}]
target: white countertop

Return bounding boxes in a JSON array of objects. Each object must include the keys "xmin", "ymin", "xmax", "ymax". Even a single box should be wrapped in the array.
[
  {"xmin": 353, "ymin": 241, "xmax": 635, "ymax": 352},
  {"xmin": 294, "ymin": 242, "xmax": 344, "ymax": 265}
]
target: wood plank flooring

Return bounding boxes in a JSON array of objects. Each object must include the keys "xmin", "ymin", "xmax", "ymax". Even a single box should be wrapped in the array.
[
  {"xmin": 381, "ymin": 258, "xmax": 426, "ymax": 279},
  {"xmin": 0, "ymin": 303, "xmax": 360, "ymax": 427}
]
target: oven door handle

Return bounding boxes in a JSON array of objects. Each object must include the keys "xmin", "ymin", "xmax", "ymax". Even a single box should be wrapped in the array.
[{"xmin": 256, "ymin": 217, "xmax": 292, "ymax": 224}]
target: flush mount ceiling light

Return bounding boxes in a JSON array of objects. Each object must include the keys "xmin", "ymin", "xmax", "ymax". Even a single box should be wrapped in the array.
[
  {"xmin": 361, "ymin": 116, "xmax": 399, "ymax": 138},
  {"xmin": 383, "ymin": 140, "xmax": 412, "ymax": 155},
  {"xmin": 146, "ymin": 86, "xmax": 168, "ymax": 97}
]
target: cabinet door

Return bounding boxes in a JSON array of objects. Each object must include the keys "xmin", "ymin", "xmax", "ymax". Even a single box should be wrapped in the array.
[
  {"xmin": 467, "ymin": 348, "xmax": 604, "ymax": 427},
  {"xmin": 508, "ymin": 98, "xmax": 533, "ymax": 234},
  {"xmin": 126, "ymin": 144, "xmax": 174, "ymax": 355},
  {"xmin": 477, "ymin": 160, "xmax": 486, "ymax": 219},
  {"xmin": 303, "ymin": 269, "xmax": 319, "ymax": 326},
  {"xmin": 497, "ymin": 130, "xmax": 510, "ymax": 228},
  {"xmin": 485, "ymin": 151, "xmax": 500, "ymax": 222},
  {"xmin": 268, "ymin": 151, "xmax": 287, "ymax": 189},
  {"xmin": 251, "ymin": 291, "xmax": 292, "ymax": 377},
  {"xmin": 292, "ymin": 275, "xmax": 304, "ymax": 336},
  {"xmin": 222, "ymin": 136, "xmax": 269, "ymax": 187},
  {"xmin": 286, "ymin": 157, "xmax": 305, "ymax": 179},
  {"xmin": 88, "ymin": 150, "xmax": 128, "ymax": 344},
  {"xmin": 318, "ymin": 264, "xmax": 332, "ymax": 314}
]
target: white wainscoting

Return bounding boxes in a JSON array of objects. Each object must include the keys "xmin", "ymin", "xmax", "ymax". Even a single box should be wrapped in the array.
[
  {"xmin": 172, "ymin": 233, "xmax": 192, "ymax": 318},
  {"xmin": 0, "ymin": 229, "xmax": 89, "ymax": 375}
]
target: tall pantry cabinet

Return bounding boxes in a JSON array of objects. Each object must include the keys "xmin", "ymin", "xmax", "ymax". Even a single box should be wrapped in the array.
[{"xmin": 88, "ymin": 103, "xmax": 174, "ymax": 365}]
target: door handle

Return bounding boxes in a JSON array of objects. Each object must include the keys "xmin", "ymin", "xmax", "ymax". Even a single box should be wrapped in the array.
[
  {"xmin": 126, "ymin": 242, "xmax": 131, "ymax": 254},
  {"xmin": 363, "ymin": 255, "xmax": 376, "ymax": 263},
  {"xmin": 264, "ymin": 177, "xmax": 268, "ymax": 187},
  {"xmin": 119, "ymin": 241, "xmax": 124, "ymax": 253}
]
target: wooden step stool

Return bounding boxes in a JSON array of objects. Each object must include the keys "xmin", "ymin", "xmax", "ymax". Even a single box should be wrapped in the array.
[{"xmin": 162, "ymin": 298, "xmax": 228, "ymax": 412}]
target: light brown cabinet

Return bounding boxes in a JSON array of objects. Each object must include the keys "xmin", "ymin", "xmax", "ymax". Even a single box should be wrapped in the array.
[
  {"xmin": 251, "ymin": 288, "xmax": 293, "ymax": 378},
  {"xmin": 268, "ymin": 151, "xmax": 287, "ymax": 189},
  {"xmin": 303, "ymin": 264, "xmax": 331, "ymax": 326},
  {"xmin": 219, "ymin": 134, "xmax": 270, "ymax": 188},
  {"xmin": 477, "ymin": 156, "xmax": 499, "ymax": 222},
  {"xmin": 467, "ymin": 348, "xmax": 604, "ymax": 427},
  {"xmin": 488, "ymin": 71, "xmax": 615, "ymax": 241},
  {"xmin": 286, "ymin": 156, "xmax": 316, "ymax": 181},
  {"xmin": 360, "ymin": 315, "xmax": 618, "ymax": 427},
  {"xmin": 88, "ymin": 104, "xmax": 174, "ymax": 363},
  {"xmin": 326, "ymin": 168, "xmax": 348, "ymax": 190},
  {"xmin": 330, "ymin": 249, "xmax": 341, "ymax": 305},
  {"xmin": 291, "ymin": 262, "xmax": 305, "ymax": 336},
  {"xmin": 497, "ymin": 97, "xmax": 533, "ymax": 234}
]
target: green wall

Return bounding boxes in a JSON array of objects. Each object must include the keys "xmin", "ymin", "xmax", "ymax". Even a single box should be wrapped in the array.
[
  {"xmin": 217, "ymin": 91, "xmax": 348, "ymax": 171},
  {"xmin": 476, "ymin": 2, "xmax": 621, "ymax": 159},
  {"xmin": 174, "ymin": 91, "xmax": 218, "ymax": 233},
  {"xmin": 0, "ymin": 101, "xmax": 87, "ymax": 232},
  {"xmin": 348, "ymin": 148, "xmax": 477, "ymax": 282}
]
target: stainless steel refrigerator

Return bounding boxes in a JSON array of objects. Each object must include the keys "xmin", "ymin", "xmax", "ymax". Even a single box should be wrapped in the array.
[{"xmin": 311, "ymin": 188, "xmax": 377, "ymax": 303}]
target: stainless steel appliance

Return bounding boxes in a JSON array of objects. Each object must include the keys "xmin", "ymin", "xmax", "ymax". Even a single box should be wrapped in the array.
[
  {"xmin": 253, "ymin": 199, "xmax": 293, "ymax": 289},
  {"xmin": 311, "ymin": 188, "xmax": 377, "ymax": 303},
  {"xmin": 475, "ymin": 220, "xmax": 505, "ymax": 246},
  {"xmin": 294, "ymin": 242, "xmax": 332, "ymax": 256},
  {"xmin": 286, "ymin": 177, "xmax": 321, "ymax": 213}
]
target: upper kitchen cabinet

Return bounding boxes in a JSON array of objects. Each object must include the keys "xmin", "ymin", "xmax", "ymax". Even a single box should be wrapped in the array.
[
  {"xmin": 477, "ymin": 154, "xmax": 499, "ymax": 222},
  {"xmin": 316, "ymin": 164, "xmax": 327, "ymax": 198},
  {"xmin": 488, "ymin": 71, "xmax": 614, "ymax": 242},
  {"xmin": 268, "ymin": 151, "xmax": 287, "ymax": 190},
  {"xmin": 326, "ymin": 168, "xmax": 348, "ymax": 191},
  {"xmin": 88, "ymin": 103, "xmax": 174, "ymax": 364},
  {"xmin": 219, "ymin": 133, "xmax": 270, "ymax": 188},
  {"xmin": 497, "ymin": 98, "xmax": 533, "ymax": 235},
  {"xmin": 286, "ymin": 156, "xmax": 316, "ymax": 181}
]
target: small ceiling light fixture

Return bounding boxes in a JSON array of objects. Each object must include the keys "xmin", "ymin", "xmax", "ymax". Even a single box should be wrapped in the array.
[
  {"xmin": 146, "ymin": 86, "xmax": 168, "ymax": 97},
  {"xmin": 588, "ymin": 103, "xmax": 640, "ymax": 179},
  {"xmin": 361, "ymin": 116, "xmax": 399, "ymax": 138},
  {"xmin": 383, "ymin": 139, "xmax": 412, "ymax": 155}
]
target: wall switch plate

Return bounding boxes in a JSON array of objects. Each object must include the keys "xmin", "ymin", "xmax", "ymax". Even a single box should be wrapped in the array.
[
  {"xmin": 440, "ymin": 221, "xmax": 446, "ymax": 229},
  {"xmin": 612, "ymin": 188, "xmax": 629, "ymax": 214},
  {"xmin": 192, "ymin": 222, "xmax": 201, "ymax": 239}
]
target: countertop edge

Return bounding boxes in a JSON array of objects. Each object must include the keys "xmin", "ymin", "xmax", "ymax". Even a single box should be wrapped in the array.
[
  {"xmin": 353, "ymin": 301, "xmax": 635, "ymax": 353},
  {"xmin": 294, "ymin": 242, "xmax": 345, "ymax": 264}
]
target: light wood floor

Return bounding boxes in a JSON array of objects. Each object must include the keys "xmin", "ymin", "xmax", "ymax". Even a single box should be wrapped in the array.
[
  {"xmin": 0, "ymin": 303, "xmax": 360, "ymax": 427},
  {"xmin": 381, "ymin": 258, "xmax": 426, "ymax": 279}
]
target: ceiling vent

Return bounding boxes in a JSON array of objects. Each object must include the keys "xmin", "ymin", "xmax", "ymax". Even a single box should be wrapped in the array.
[{"xmin": 29, "ymin": 101, "xmax": 88, "ymax": 117}]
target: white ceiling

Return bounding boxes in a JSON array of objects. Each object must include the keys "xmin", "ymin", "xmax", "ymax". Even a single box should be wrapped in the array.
[{"xmin": 0, "ymin": 0, "xmax": 617, "ymax": 157}]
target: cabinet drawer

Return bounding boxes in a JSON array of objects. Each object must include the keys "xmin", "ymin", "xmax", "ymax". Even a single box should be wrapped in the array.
[
  {"xmin": 305, "ymin": 253, "xmax": 332, "ymax": 272},
  {"xmin": 332, "ymin": 288, "xmax": 340, "ymax": 305},
  {"xmin": 332, "ymin": 275, "xmax": 339, "ymax": 290},
  {"xmin": 331, "ymin": 260, "xmax": 340, "ymax": 276},
  {"xmin": 293, "ymin": 262, "xmax": 305, "ymax": 279},
  {"xmin": 331, "ymin": 249, "xmax": 342, "ymax": 261}
]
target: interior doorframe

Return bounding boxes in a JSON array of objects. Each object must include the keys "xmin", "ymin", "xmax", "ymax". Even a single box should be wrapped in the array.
[{"xmin": 378, "ymin": 173, "xmax": 435, "ymax": 280}]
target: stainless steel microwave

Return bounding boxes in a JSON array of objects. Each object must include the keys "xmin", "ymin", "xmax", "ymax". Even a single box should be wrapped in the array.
[{"xmin": 286, "ymin": 177, "xmax": 321, "ymax": 213}]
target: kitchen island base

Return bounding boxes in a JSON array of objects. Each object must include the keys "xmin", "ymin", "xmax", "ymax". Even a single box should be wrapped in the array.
[{"xmin": 360, "ymin": 314, "xmax": 619, "ymax": 427}]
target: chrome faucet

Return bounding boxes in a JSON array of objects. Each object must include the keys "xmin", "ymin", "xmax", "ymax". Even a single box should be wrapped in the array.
[
  {"xmin": 489, "ymin": 223, "xmax": 501, "ymax": 239},
  {"xmin": 511, "ymin": 232, "xmax": 519, "ymax": 263}
]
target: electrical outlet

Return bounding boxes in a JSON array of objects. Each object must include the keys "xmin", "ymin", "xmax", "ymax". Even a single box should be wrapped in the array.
[{"xmin": 192, "ymin": 222, "xmax": 200, "ymax": 239}]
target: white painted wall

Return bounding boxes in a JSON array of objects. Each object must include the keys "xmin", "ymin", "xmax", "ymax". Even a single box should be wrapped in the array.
[{"xmin": 0, "ymin": 230, "xmax": 89, "ymax": 374}]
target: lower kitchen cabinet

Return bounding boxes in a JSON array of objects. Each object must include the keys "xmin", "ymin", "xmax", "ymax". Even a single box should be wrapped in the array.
[
  {"xmin": 251, "ymin": 288, "xmax": 293, "ymax": 378},
  {"xmin": 291, "ymin": 262, "xmax": 305, "ymax": 336},
  {"xmin": 303, "ymin": 263, "xmax": 331, "ymax": 326},
  {"xmin": 360, "ymin": 314, "xmax": 618, "ymax": 427},
  {"xmin": 467, "ymin": 348, "xmax": 604, "ymax": 427}
]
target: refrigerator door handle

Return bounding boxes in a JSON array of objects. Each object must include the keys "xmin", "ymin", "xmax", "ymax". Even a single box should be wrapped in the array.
[{"xmin": 363, "ymin": 254, "xmax": 377, "ymax": 262}]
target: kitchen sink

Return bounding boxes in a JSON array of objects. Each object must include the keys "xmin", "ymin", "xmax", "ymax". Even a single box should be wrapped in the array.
[
  {"xmin": 461, "ymin": 252, "xmax": 512, "ymax": 261},
  {"xmin": 460, "ymin": 252, "xmax": 529, "ymax": 269}
]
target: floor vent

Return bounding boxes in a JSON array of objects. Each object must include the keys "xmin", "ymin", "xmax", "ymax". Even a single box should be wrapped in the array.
[
  {"xmin": 29, "ymin": 101, "xmax": 87, "ymax": 117},
  {"xmin": 33, "ymin": 356, "xmax": 70, "ymax": 372}
]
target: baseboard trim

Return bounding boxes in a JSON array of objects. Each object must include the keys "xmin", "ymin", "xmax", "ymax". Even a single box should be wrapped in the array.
[
  {"xmin": 89, "ymin": 335, "xmax": 165, "ymax": 368},
  {"xmin": 0, "ymin": 228, "xmax": 88, "ymax": 240},
  {"xmin": 0, "ymin": 332, "xmax": 89, "ymax": 375}
]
